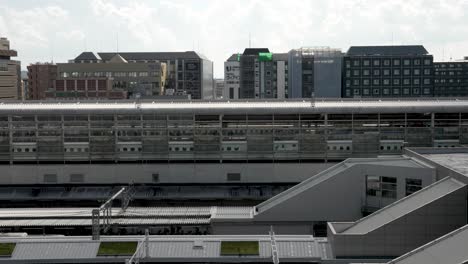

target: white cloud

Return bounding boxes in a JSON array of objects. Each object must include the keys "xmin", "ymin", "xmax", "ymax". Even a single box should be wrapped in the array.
[
  {"xmin": 1, "ymin": 0, "xmax": 468, "ymax": 75},
  {"xmin": 90, "ymin": 0, "xmax": 178, "ymax": 49},
  {"xmin": 58, "ymin": 30, "xmax": 86, "ymax": 42},
  {"xmin": 0, "ymin": 5, "xmax": 70, "ymax": 47}
]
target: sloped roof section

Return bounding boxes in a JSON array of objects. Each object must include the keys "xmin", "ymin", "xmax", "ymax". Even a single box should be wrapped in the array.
[
  {"xmin": 347, "ymin": 45, "xmax": 429, "ymax": 56},
  {"xmin": 387, "ymin": 224, "xmax": 468, "ymax": 264},
  {"xmin": 108, "ymin": 53, "xmax": 128, "ymax": 63},
  {"xmin": 255, "ymin": 161, "xmax": 350, "ymax": 214},
  {"xmin": 243, "ymin": 48, "xmax": 270, "ymax": 55},
  {"xmin": 255, "ymin": 157, "xmax": 427, "ymax": 215},
  {"xmin": 74, "ymin": 52, "xmax": 101, "ymax": 61},
  {"xmin": 226, "ymin": 54, "xmax": 239, "ymax": 61},
  {"xmin": 341, "ymin": 177, "xmax": 466, "ymax": 234},
  {"xmin": 98, "ymin": 51, "xmax": 205, "ymax": 61}
]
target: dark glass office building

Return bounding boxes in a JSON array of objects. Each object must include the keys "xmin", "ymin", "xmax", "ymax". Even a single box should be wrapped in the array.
[
  {"xmin": 343, "ymin": 46, "xmax": 434, "ymax": 98},
  {"xmin": 434, "ymin": 58, "xmax": 468, "ymax": 97}
]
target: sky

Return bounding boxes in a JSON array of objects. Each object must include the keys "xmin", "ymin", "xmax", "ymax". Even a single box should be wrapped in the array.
[{"xmin": 1, "ymin": 0, "xmax": 468, "ymax": 78}]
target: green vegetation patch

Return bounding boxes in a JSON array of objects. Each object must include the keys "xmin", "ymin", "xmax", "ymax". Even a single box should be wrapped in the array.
[
  {"xmin": 97, "ymin": 242, "xmax": 137, "ymax": 256},
  {"xmin": 0, "ymin": 243, "xmax": 15, "ymax": 256},
  {"xmin": 220, "ymin": 241, "xmax": 259, "ymax": 255}
]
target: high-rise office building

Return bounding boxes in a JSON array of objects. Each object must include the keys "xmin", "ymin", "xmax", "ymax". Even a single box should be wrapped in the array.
[
  {"xmin": 238, "ymin": 48, "xmax": 288, "ymax": 99},
  {"xmin": 213, "ymin": 78, "xmax": 224, "ymax": 99},
  {"xmin": 434, "ymin": 57, "xmax": 468, "ymax": 97},
  {"xmin": 343, "ymin": 45, "xmax": 434, "ymax": 98},
  {"xmin": 0, "ymin": 37, "xmax": 21, "ymax": 99},
  {"xmin": 288, "ymin": 47, "xmax": 343, "ymax": 98},
  {"xmin": 224, "ymin": 54, "xmax": 240, "ymax": 99},
  {"xmin": 27, "ymin": 63, "xmax": 57, "ymax": 100}
]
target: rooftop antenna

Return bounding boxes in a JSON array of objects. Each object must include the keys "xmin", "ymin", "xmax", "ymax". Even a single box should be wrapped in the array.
[
  {"xmin": 116, "ymin": 31, "xmax": 119, "ymax": 53},
  {"xmin": 50, "ymin": 37, "xmax": 55, "ymax": 63},
  {"xmin": 249, "ymin": 32, "xmax": 251, "ymax": 48},
  {"xmin": 84, "ymin": 36, "xmax": 87, "ymax": 51}
]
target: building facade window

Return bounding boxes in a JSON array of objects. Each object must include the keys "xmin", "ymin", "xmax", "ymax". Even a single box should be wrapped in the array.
[
  {"xmin": 406, "ymin": 178, "xmax": 422, "ymax": 195},
  {"xmin": 366, "ymin": 176, "xmax": 397, "ymax": 199}
]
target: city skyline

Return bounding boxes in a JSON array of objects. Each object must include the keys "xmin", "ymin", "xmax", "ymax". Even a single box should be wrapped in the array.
[{"xmin": 1, "ymin": 0, "xmax": 468, "ymax": 78}]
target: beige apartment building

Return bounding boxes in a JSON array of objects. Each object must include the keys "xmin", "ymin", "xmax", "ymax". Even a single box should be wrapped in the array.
[{"xmin": 0, "ymin": 37, "xmax": 21, "ymax": 99}]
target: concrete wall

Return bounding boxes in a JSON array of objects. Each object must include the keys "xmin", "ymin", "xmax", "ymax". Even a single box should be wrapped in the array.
[
  {"xmin": 330, "ymin": 187, "xmax": 467, "ymax": 258},
  {"xmin": 314, "ymin": 54, "xmax": 343, "ymax": 98},
  {"xmin": 363, "ymin": 164, "xmax": 436, "ymax": 208},
  {"xmin": 0, "ymin": 162, "xmax": 337, "ymax": 185},
  {"xmin": 254, "ymin": 165, "xmax": 364, "ymax": 222},
  {"xmin": 276, "ymin": 61, "xmax": 286, "ymax": 99},
  {"xmin": 253, "ymin": 162, "xmax": 435, "ymax": 222}
]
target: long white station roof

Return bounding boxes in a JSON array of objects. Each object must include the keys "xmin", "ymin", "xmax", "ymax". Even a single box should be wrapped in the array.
[{"xmin": 0, "ymin": 99, "xmax": 467, "ymax": 114}]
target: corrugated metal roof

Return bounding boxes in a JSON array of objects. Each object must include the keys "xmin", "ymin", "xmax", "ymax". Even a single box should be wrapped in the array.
[
  {"xmin": 0, "ymin": 218, "xmax": 210, "ymax": 227},
  {"xmin": 12, "ymin": 241, "xmax": 99, "ymax": 260},
  {"xmin": 339, "ymin": 177, "xmax": 466, "ymax": 234},
  {"xmin": 0, "ymin": 206, "xmax": 253, "ymax": 220},
  {"xmin": 211, "ymin": 206, "xmax": 253, "ymax": 219},
  {"xmin": 0, "ymin": 208, "xmax": 95, "ymax": 218},
  {"xmin": 3, "ymin": 235, "xmax": 329, "ymax": 261},
  {"xmin": 0, "ymin": 219, "xmax": 90, "ymax": 227},
  {"xmin": 120, "ymin": 206, "xmax": 212, "ymax": 217},
  {"xmin": 0, "ymin": 206, "xmax": 257, "ymax": 227}
]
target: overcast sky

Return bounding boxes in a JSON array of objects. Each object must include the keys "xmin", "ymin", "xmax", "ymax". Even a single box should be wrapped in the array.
[{"xmin": 1, "ymin": 0, "xmax": 468, "ymax": 77}]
